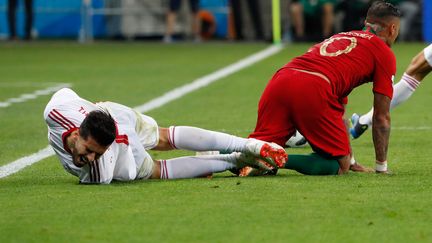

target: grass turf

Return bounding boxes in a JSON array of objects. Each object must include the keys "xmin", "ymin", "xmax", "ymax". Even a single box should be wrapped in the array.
[{"xmin": 0, "ymin": 41, "xmax": 431, "ymax": 242}]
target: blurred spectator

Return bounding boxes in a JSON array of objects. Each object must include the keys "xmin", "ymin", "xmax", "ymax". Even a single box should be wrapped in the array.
[
  {"xmin": 290, "ymin": 0, "xmax": 336, "ymax": 42},
  {"xmin": 230, "ymin": 0, "xmax": 264, "ymax": 41},
  {"xmin": 339, "ymin": 0, "xmax": 370, "ymax": 31},
  {"xmin": 8, "ymin": 0, "xmax": 33, "ymax": 40},
  {"xmin": 163, "ymin": 0, "xmax": 201, "ymax": 43},
  {"xmin": 392, "ymin": 0, "xmax": 421, "ymax": 41},
  {"xmin": 339, "ymin": 0, "xmax": 421, "ymax": 41}
]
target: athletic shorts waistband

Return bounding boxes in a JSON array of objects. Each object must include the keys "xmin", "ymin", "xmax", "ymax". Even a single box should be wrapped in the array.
[{"xmin": 288, "ymin": 68, "xmax": 331, "ymax": 85}]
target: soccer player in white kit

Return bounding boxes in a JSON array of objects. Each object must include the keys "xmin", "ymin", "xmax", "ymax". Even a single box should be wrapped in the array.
[
  {"xmin": 44, "ymin": 88, "xmax": 287, "ymax": 184},
  {"xmin": 350, "ymin": 44, "xmax": 432, "ymax": 139}
]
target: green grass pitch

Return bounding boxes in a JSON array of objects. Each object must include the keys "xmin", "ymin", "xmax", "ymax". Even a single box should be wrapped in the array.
[{"xmin": 0, "ymin": 41, "xmax": 431, "ymax": 242}]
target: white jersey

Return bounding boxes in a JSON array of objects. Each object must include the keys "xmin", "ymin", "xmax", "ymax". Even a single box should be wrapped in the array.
[{"xmin": 43, "ymin": 88, "xmax": 159, "ymax": 184}]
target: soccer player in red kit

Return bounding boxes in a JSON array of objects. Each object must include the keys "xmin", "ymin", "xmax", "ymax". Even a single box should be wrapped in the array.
[{"xmin": 249, "ymin": 1, "xmax": 401, "ymax": 175}]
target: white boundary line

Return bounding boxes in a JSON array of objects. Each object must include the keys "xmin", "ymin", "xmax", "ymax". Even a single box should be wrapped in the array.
[
  {"xmin": 0, "ymin": 83, "xmax": 71, "ymax": 108},
  {"xmin": 134, "ymin": 45, "xmax": 283, "ymax": 113},
  {"xmin": 0, "ymin": 45, "xmax": 284, "ymax": 179},
  {"xmin": 0, "ymin": 147, "xmax": 55, "ymax": 178}
]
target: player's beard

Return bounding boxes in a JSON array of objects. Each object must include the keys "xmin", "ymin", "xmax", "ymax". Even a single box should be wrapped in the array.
[
  {"xmin": 72, "ymin": 154, "xmax": 86, "ymax": 168},
  {"xmin": 70, "ymin": 143, "xmax": 87, "ymax": 168}
]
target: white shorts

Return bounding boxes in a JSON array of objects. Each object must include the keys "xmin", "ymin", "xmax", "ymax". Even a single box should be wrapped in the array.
[
  {"xmin": 133, "ymin": 110, "xmax": 159, "ymax": 150},
  {"xmin": 136, "ymin": 150, "xmax": 156, "ymax": 180},
  {"xmin": 133, "ymin": 110, "xmax": 160, "ymax": 180},
  {"xmin": 424, "ymin": 44, "xmax": 432, "ymax": 67}
]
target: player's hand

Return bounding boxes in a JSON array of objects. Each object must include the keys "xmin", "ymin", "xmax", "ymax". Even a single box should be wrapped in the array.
[{"xmin": 350, "ymin": 162, "xmax": 374, "ymax": 173}]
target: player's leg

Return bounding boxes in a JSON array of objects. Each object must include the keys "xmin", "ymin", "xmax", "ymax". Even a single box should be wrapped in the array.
[
  {"xmin": 7, "ymin": 0, "xmax": 18, "ymax": 40},
  {"xmin": 133, "ymin": 109, "xmax": 286, "ymax": 168},
  {"xmin": 244, "ymin": 93, "xmax": 347, "ymax": 176},
  {"xmin": 164, "ymin": 0, "xmax": 180, "ymax": 43},
  {"xmin": 230, "ymin": 0, "xmax": 244, "ymax": 40},
  {"xmin": 350, "ymin": 45, "xmax": 432, "ymax": 139},
  {"xmin": 290, "ymin": 1, "xmax": 305, "ymax": 40},
  {"xmin": 290, "ymin": 75, "xmax": 353, "ymax": 174},
  {"xmin": 284, "ymin": 153, "xmax": 339, "ymax": 175},
  {"xmin": 406, "ymin": 44, "xmax": 432, "ymax": 80},
  {"xmin": 153, "ymin": 70, "xmax": 291, "ymax": 168},
  {"xmin": 155, "ymin": 126, "xmax": 286, "ymax": 168},
  {"xmin": 150, "ymin": 152, "xmax": 272, "ymax": 179},
  {"xmin": 151, "ymin": 155, "xmax": 235, "ymax": 179},
  {"xmin": 248, "ymin": 69, "xmax": 296, "ymax": 146},
  {"xmin": 24, "ymin": 0, "xmax": 33, "ymax": 40},
  {"xmin": 247, "ymin": 69, "xmax": 349, "ymax": 175},
  {"xmin": 189, "ymin": 0, "xmax": 201, "ymax": 41}
]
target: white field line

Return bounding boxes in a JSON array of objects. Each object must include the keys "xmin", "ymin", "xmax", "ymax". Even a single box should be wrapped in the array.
[
  {"xmin": 0, "ymin": 45, "xmax": 284, "ymax": 179},
  {"xmin": 134, "ymin": 44, "xmax": 283, "ymax": 113},
  {"xmin": 0, "ymin": 83, "xmax": 71, "ymax": 108},
  {"xmin": 0, "ymin": 147, "xmax": 55, "ymax": 178}
]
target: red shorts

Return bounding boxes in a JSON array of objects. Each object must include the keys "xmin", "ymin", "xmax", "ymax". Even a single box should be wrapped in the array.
[{"xmin": 249, "ymin": 68, "xmax": 350, "ymax": 158}]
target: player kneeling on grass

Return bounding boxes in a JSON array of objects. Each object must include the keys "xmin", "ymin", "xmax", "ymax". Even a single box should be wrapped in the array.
[
  {"xmin": 246, "ymin": 1, "xmax": 400, "ymax": 175},
  {"xmin": 44, "ymin": 88, "xmax": 287, "ymax": 184}
]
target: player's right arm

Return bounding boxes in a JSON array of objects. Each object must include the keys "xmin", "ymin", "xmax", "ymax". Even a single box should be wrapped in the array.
[{"xmin": 372, "ymin": 92, "xmax": 391, "ymax": 172}]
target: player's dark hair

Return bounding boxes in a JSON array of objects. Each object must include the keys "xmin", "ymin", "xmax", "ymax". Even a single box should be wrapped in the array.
[
  {"xmin": 366, "ymin": 1, "xmax": 401, "ymax": 23},
  {"xmin": 79, "ymin": 110, "xmax": 116, "ymax": 147}
]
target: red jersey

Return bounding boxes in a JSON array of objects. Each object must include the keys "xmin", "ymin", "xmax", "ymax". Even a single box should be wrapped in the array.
[{"xmin": 285, "ymin": 31, "xmax": 396, "ymax": 100}]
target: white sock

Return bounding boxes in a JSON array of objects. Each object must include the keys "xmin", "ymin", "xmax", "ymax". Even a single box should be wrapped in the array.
[
  {"xmin": 390, "ymin": 73, "xmax": 419, "ymax": 109},
  {"xmin": 159, "ymin": 153, "xmax": 237, "ymax": 179},
  {"xmin": 168, "ymin": 126, "xmax": 248, "ymax": 153},
  {"xmin": 359, "ymin": 73, "xmax": 420, "ymax": 126}
]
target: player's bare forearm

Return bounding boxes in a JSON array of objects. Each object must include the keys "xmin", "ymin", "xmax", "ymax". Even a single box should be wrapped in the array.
[
  {"xmin": 337, "ymin": 155, "xmax": 351, "ymax": 174},
  {"xmin": 372, "ymin": 120, "xmax": 390, "ymax": 162},
  {"xmin": 372, "ymin": 93, "xmax": 391, "ymax": 162}
]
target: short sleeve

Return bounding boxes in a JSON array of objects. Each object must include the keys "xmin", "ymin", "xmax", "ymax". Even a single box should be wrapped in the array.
[
  {"xmin": 372, "ymin": 48, "xmax": 396, "ymax": 99},
  {"xmin": 340, "ymin": 96, "xmax": 348, "ymax": 105}
]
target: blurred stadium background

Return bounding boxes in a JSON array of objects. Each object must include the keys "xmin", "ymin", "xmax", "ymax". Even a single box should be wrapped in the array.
[
  {"xmin": 1, "ymin": 1, "xmax": 432, "ymax": 242},
  {"xmin": 0, "ymin": 0, "xmax": 430, "ymax": 42}
]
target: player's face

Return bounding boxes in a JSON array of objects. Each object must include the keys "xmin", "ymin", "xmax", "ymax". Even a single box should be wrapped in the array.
[{"xmin": 71, "ymin": 135, "xmax": 109, "ymax": 167}]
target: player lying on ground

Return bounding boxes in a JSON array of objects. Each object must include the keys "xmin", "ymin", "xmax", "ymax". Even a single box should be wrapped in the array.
[
  {"xmin": 350, "ymin": 44, "xmax": 432, "ymax": 139},
  {"xmin": 44, "ymin": 88, "xmax": 287, "ymax": 184},
  {"xmin": 245, "ymin": 1, "xmax": 400, "ymax": 175}
]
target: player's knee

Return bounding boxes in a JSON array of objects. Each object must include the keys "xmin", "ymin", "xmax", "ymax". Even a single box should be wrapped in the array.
[
  {"xmin": 154, "ymin": 127, "xmax": 174, "ymax": 150},
  {"xmin": 150, "ymin": 161, "xmax": 161, "ymax": 179}
]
